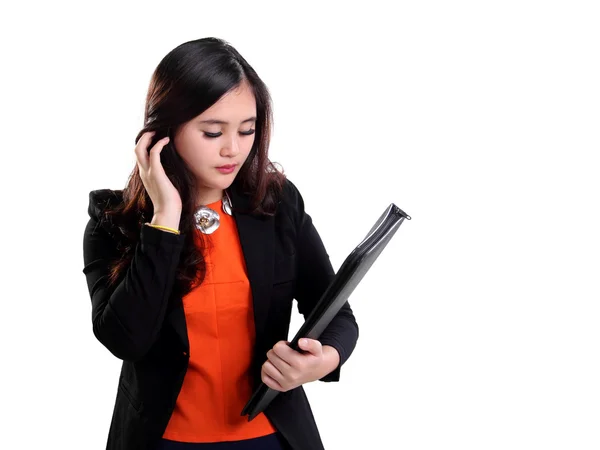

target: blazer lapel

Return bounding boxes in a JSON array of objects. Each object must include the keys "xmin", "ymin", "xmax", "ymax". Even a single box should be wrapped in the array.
[
  {"xmin": 229, "ymin": 182, "xmax": 275, "ymax": 343},
  {"xmin": 165, "ymin": 181, "xmax": 275, "ymax": 354},
  {"xmin": 165, "ymin": 300, "xmax": 189, "ymax": 353}
]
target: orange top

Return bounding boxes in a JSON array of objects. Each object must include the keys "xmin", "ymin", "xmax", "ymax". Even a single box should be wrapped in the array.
[{"xmin": 162, "ymin": 199, "xmax": 277, "ymax": 443}]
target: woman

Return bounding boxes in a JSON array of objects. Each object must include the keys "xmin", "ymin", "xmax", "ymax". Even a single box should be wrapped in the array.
[{"xmin": 82, "ymin": 37, "xmax": 359, "ymax": 450}]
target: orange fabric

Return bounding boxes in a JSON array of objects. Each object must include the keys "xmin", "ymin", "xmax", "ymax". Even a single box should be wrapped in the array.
[{"xmin": 163, "ymin": 199, "xmax": 277, "ymax": 443}]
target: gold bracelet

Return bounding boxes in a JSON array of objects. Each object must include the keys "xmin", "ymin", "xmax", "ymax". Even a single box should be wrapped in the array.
[{"xmin": 144, "ymin": 223, "xmax": 181, "ymax": 235}]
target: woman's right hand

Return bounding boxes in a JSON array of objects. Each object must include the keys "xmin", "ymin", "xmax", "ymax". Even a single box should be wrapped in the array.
[{"xmin": 135, "ymin": 131, "xmax": 182, "ymax": 229}]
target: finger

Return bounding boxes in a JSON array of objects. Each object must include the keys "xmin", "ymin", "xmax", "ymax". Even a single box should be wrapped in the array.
[
  {"xmin": 263, "ymin": 360, "xmax": 284, "ymax": 381},
  {"xmin": 260, "ymin": 366, "xmax": 283, "ymax": 391},
  {"xmin": 148, "ymin": 136, "xmax": 170, "ymax": 170},
  {"xmin": 273, "ymin": 341, "xmax": 299, "ymax": 366},
  {"xmin": 267, "ymin": 349, "xmax": 292, "ymax": 372},
  {"xmin": 299, "ymin": 338, "xmax": 322, "ymax": 356},
  {"xmin": 134, "ymin": 131, "xmax": 155, "ymax": 171}
]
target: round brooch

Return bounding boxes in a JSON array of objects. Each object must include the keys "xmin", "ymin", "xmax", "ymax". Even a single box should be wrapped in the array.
[{"xmin": 193, "ymin": 190, "xmax": 233, "ymax": 234}]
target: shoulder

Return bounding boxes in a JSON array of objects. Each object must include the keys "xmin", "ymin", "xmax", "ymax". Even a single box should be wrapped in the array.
[
  {"xmin": 86, "ymin": 189, "xmax": 126, "ymax": 241},
  {"xmin": 280, "ymin": 177, "xmax": 301, "ymax": 205},
  {"xmin": 87, "ymin": 189, "xmax": 124, "ymax": 221},
  {"xmin": 278, "ymin": 177, "xmax": 307, "ymax": 227}
]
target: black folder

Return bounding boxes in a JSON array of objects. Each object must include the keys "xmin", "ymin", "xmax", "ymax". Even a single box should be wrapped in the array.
[{"xmin": 241, "ymin": 203, "xmax": 411, "ymax": 421}]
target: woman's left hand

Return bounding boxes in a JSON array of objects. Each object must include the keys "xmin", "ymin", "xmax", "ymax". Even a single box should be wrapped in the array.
[{"xmin": 261, "ymin": 338, "xmax": 340, "ymax": 392}]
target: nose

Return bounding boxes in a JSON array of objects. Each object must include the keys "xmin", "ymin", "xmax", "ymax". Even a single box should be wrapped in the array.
[{"xmin": 220, "ymin": 134, "xmax": 240, "ymax": 157}]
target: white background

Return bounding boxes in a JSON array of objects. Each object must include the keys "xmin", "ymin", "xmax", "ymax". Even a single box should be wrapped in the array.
[{"xmin": 1, "ymin": 1, "xmax": 599, "ymax": 449}]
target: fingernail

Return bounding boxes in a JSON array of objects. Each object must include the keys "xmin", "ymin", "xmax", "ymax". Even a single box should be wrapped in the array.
[{"xmin": 300, "ymin": 339, "xmax": 307, "ymax": 346}]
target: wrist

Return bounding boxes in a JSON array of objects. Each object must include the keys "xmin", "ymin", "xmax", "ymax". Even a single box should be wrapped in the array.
[
  {"xmin": 151, "ymin": 212, "xmax": 181, "ymax": 231},
  {"xmin": 322, "ymin": 345, "xmax": 340, "ymax": 376}
]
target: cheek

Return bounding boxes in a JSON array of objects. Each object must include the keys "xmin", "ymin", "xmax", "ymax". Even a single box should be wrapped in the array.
[
  {"xmin": 177, "ymin": 138, "xmax": 214, "ymax": 168},
  {"xmin": 242, "ymin": 137, "xmax": 256, "ymax": 158}
]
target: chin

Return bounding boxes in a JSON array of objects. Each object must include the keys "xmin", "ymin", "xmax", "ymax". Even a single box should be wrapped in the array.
[
  {"xmin": 197, "ymin": 169, "xmax": 238, "ymax": 191},
  {"xmin": 212, "ymin": 177, "xmax": 236, "ymax": 190}
]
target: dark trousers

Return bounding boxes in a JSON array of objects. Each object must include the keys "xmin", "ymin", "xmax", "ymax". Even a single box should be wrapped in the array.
[{"xmin": 155, "ymin": 432, "xmax": 291, "ymax": 450}]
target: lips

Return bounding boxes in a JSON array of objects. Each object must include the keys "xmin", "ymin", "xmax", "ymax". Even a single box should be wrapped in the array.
[{"xmin": 216, "ymin": 164, "xmax": 236, "ymax": 169}]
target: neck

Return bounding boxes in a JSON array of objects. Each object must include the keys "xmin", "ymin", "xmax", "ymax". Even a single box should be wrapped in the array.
[{"xmin": 197, "ymin": 188, "xmax": 224, "ymax": 207}]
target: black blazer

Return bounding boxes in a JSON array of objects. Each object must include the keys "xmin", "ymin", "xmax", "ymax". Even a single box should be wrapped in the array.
[{"xmin": 82, "ymin": 177, "xmax": 359, "ymax": 450}]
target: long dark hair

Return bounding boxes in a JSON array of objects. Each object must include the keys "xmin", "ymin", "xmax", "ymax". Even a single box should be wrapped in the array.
[{"xmin": 103, "ymin": 37, "xmax": 286, "ymax": 299}]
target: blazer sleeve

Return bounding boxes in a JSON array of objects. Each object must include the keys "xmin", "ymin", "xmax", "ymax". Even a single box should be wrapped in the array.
[
  {"xmin": 82, "ymin": 190, "xmax": 185, "ymax": 362},
  {"xmin": 287, "ymin": 180, "xmax": 360, "ymax": 382}
]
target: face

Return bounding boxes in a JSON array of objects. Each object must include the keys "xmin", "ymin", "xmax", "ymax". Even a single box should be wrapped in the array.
[{"xmin": 173, "ymin": 80, "xmax": 257, "ymax": 205}]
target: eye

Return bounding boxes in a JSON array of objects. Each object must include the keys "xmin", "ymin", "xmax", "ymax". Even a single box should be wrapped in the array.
[{"xmin": 203, "ymin": 129, "xmax": 255, "ymax": 139}]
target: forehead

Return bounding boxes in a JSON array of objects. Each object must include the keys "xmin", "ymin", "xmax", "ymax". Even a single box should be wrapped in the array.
[{"xmin": 196, "ymin": 82, "xmax": 256, "ymax": 124}]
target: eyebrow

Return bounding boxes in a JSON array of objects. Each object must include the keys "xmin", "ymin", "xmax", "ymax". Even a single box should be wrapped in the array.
[{"xmin": 198, "ymin": 116, "xmax": 257, "ymax": 125}]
